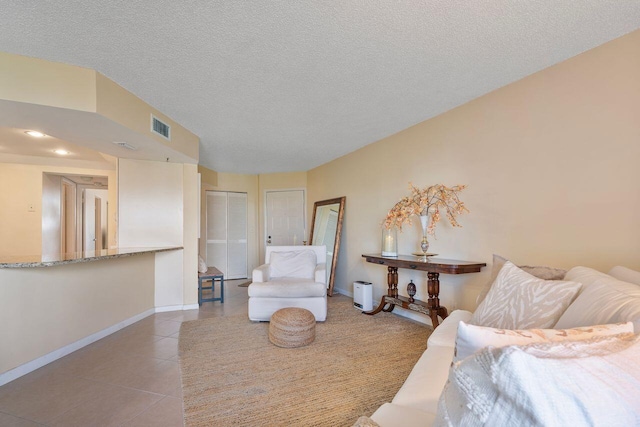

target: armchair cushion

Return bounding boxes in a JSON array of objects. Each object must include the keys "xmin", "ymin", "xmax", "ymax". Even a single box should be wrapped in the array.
[
  {"xmin": 248, "ymin": 279, "xmax": 327, "ymax": 298},
  {"xmin": 270, "ymin": 250, "xmax": 317, "ymax": 279},
  {"xmin": 314, "ymin": 263, "xmax": 327, "ymax": 284}
]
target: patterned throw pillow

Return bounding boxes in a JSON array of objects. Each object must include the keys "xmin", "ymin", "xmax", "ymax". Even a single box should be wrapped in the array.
[
  {"xmin": 469, "ymin": 261, "xmax": 582, "ymax": 329},
  {"xmin": 435, "ymin": 334, "xmax": 640, "ymax": 427},
  {"xmin": 476, "ymin": 254, "xmax": 567, "ymax": 305},
  {"xmin": 454, "ymin": 320, "xmax": 633, "ymax": 361}
]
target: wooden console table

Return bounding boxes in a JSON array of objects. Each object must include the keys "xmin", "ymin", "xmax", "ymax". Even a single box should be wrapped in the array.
[{"xmin": 361, "ymin": 254, "xmax": 486, "ymax": 327}]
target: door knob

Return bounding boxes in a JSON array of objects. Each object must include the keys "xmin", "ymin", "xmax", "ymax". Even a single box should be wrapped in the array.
[{"xmin": 267, "ymin": 236, "xmax": 272, "ymax": 244}]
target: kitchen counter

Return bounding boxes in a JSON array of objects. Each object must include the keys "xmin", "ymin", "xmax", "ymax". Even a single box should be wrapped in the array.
[{"xmin": 0, "ymin": 246, "xmax": 183, "ymax": 268}]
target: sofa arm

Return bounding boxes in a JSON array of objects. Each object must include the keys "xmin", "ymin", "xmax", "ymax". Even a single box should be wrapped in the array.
[
  {"xmin": 252, "ymin": 264, "xmax": 270, "ymax": 282},
  {"xmin": 371, "ymin": 402, "xmax": 436, "ymax": 427},
  {"xmin": 315, "ymin": 263, "xmax": 327, "ymax": 284}
]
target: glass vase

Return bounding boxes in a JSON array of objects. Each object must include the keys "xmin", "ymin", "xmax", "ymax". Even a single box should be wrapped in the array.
[
  {"xmin": 419, "ymin": 215, "xmax": 430, "ymax": 256},
  {"xmin": 381, "ymin": 227, "xmax": 398, "ymax": 257}
]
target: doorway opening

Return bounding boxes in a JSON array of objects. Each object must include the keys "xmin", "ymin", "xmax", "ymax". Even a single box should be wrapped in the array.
[{"xmin": 42, "ymin": 173, "xmax": 109, "ymax": 254}]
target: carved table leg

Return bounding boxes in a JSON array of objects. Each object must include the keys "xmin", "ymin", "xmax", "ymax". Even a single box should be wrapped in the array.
[
  {"xmin": 364, "ymin": 296, "xmax": 395, "ymax": 315},
  {"xmin": 387, "ymin": 266, "xmax": 398, "ymax": 297},
  {"xmin": 427, "ymin": 272, "xmax": 448, "ymax": 327},
  {"xmin": 364, "ymin": 266, "xmax": 399, "ymax": 315}
]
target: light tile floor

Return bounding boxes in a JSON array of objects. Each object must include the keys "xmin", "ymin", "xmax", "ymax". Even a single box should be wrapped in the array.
[{"xmin": 0, "ymin": 279, "xmax": 250, "ymax": 427}]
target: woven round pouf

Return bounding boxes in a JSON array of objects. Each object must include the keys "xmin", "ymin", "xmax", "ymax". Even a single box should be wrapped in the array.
[{"xmin": 269, "ymin": 307, "xmax": 316, "ymax": 348}]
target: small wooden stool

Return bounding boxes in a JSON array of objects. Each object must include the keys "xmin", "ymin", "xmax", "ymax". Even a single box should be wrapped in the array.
[
  {"xmin": 269, "ymin": 307, "xmax": 316, "ymax": 348},
  {"xmin": 198, "ymin": 267, "xmax": 224, "ymax": 306}
]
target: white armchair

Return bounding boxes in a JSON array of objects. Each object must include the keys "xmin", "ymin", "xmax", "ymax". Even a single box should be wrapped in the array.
[{"xmin": 248, "ymin": 245, "xmax": 327, "ymax": 321}]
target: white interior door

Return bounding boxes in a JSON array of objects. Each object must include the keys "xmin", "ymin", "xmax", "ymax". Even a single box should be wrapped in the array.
[
  {"xmin": 206, "ymin": 191, "xmax": 248, "ymax": 279},
  {"xmin": 94, "ymin": 197, "xmax": 102, "ymax": 251},
  {"xmin": 265, "ymin": 190, "xmax": 305, "ymax": 247},
  {"xmin": 83, "ymin": 189, "xmax": 108, "ymax": 251},
  {"xmin": 206, "ymin": 191, "xmax": 228, "ymax": 276},
  {"xmin": 227, "ymin": 192, "xmax": 248, "ymax": 278}
]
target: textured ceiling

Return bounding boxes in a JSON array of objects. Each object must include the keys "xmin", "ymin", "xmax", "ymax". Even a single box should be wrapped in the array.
[{"xmin": 1, "ymin": 1, "xmax": 639, "ymax": 174}]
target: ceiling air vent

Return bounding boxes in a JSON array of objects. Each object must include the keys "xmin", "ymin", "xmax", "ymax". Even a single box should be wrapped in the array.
[
  {"xmin": 151, "ymin": 115, "xmax": 171, "ymax": 140},
  {"xmin": 113, "ymin": 141, "xmax": 137, "ymax": 150}
]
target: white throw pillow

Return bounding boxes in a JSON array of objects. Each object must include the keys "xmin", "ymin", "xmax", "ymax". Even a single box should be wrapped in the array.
[
  {"xmin": 477, "ymin": 254, "xmax": 567, "ymax": 305},
  {"xmin": 351, "ymin": 416, "xmax": 380, "ymax": 427},
  {"xmin": 454, "ymin": 320, "xmax": 633, "ymax": 361},
  {"xmin": 198, "ymin": 255, "xmax": 208, "ymax": 273},
  {"xmin": 555, "ymin": 266, "xmax": 640, "ymax": 329},
  {"xmin": 608, "ymin": 265, "xmax": 640, "ymax": 286},
  {"xmin": 435, "ymin": 334, "xmax": 640, "ymax": 427},
  {"xmin": 469, "ymin": 261, "xmax": 582, "ymax": 329},
  {"xmin": 269, "ymin": 250, "xmax": 317, "ymax": 279}
]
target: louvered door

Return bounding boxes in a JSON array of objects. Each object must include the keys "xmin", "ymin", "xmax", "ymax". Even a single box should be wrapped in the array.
[{"xmin": 206, "ymin": 191, "xmax": 247, "ymax": 279}]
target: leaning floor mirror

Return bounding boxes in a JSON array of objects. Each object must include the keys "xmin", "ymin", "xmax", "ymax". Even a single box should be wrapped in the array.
[{"xmin": 309, "ymin": 197, "xmax": 346, "ymax": 296}]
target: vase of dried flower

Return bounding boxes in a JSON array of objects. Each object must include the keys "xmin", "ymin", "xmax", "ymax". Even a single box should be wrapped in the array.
[{"xmin": 419, "ymin": 215, "xmax": 430, "ymax": 255}]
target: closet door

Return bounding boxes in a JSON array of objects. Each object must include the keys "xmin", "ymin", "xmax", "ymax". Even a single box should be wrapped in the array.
[
  {"xmin": 206, "ymin": 191, "xmax": 228, "ymax": 275},
  {"xmin": 227, "ymin": 192, "xmax": 247, "ymax": 279},
  {"xmin": 206, "ymin": 191, "xmax": 248, "ymax": 279}
]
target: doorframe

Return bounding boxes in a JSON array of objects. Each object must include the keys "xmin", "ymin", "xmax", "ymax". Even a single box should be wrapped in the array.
[
  {"xmin": 60, "ymin": 177, "xmax": 77, "ymax": 254},
  {"xmin": 262, "ymin": 188, "xmax": 307, "ymax": 255}
]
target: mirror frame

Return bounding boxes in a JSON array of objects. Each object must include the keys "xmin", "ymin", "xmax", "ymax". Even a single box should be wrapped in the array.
[{"xmin": 309, "ymin": 196, "xmax": 346, "ymax": 297}]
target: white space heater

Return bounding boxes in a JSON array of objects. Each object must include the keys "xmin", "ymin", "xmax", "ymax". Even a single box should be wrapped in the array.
[{"xmin": 353, "ymin": 281, "xmax": 373, "ymax": 311}]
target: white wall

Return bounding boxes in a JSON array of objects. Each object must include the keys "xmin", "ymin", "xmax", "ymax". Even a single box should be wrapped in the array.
[
  {"xmin": 118, "ymin": 158, "xmax": 198, "ymax": 308},
  {"xmin": 118, "ymin": 159, "xmax": 184, "ymax": 247}
]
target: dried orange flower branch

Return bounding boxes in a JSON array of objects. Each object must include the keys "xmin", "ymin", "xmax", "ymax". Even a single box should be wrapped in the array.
[{"xmin": 383, "ymin": 183, "xmax": 469, "ymax": 235}]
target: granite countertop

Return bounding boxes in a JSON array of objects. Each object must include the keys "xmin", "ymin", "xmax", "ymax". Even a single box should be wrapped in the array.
[{"xmin": 0, "ymin": 246, "xmax": 183, "ymax": 268}]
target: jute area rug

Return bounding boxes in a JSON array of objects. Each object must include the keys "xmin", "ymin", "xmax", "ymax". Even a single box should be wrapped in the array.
[{"xmin": 178, "ymin": 296, "xmax": 431, "ymax": 426}]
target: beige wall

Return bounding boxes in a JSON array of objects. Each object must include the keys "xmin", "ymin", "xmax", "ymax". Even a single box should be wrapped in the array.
[
  {"xmin": 308, "ymin": 29, "xmax": 640, "ymax": 314},
  {"xmin": 183, "ymin": 164, "xmax": 199, "ymax": 305},
  {"xmin": 96, "ymin": 73, "xmax": 199, "ymax": 161},
  {"xmin": 0, "ymin": 254, "xmax": 155, "ymax": 376},
  {"xmin": 198, "ymin": 165, "xmax": 218, "ymax": 186},
  {"xmin": 0, "ymin": 162, "xmax": 117, "ymax": 257},
  {"xmin": 0, "ymin": 51, "xmax": 96, "ymax": 112},
  {"xmin": 119, "ymin": 159, "xmax": 198, "ymax": 308}
]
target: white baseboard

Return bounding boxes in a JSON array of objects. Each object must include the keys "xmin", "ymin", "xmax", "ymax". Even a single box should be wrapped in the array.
[
  {"xmin": 0, "ymin": 308, "xmax": 155, "ymax": 387},
  {"xmin": 155, "ymin": 304, "xmax": 184, "ymax": 313},
  {"xmin": 333, "ymin": 288, "xmax": 352, "ymax": 297},
  {"xmin": 155, "ymin": 303, "xmax": 199, "ymax": 312}
]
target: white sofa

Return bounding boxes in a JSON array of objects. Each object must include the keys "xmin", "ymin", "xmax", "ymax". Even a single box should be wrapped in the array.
[
  {"xmin": 248, "ymin": 245, "xmax": 327, "ymax": 321},
  {"xmin": 369, "ymin": 264, "xmax": 640, "ymax": 427}
]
